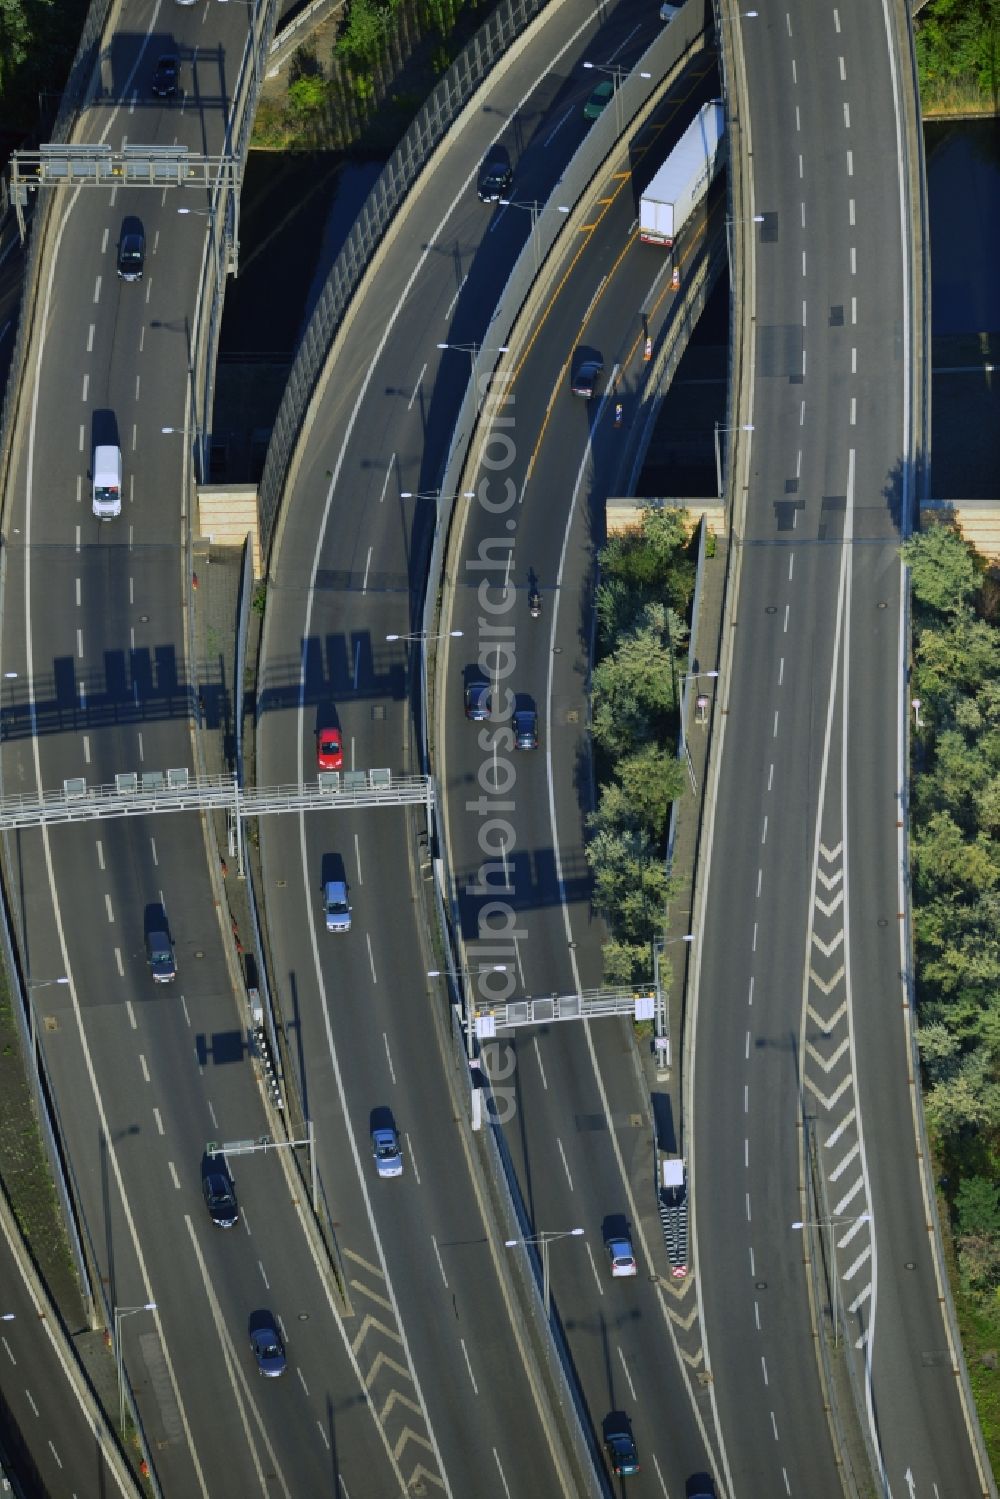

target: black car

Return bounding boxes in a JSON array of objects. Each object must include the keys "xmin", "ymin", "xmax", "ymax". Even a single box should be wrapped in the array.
[
  {"xmin": 145, "ymin": 928, "xmax": 176, "ymax": 983},
  {"xmin": 250, "ymin": 1316, "xmax": 286, "ymax": 1377},
  {"xmin": 116, "ymin": 218, "xmax": 145, "ymax": 281},
  {"xmin": 571, "ymin": 346, "xmax": 604, "ymax": 399},
  {"xmin": 513, "ymin": 708, "xmax": 538, "ymax": 750},
  {"xmin": 151, "ymin": 53, "xmax": 179, "ymax": 98},
  {"xmin": 203, "ymin": 1167, "xmax": 239, "ymax": 1227},
  {"xmin": 477, "ymin": 144, "xmax": 513, "ymax": 203},
  {"xmin": 464, "ymin": 680, "xmax": 491, "ymax": 721},
  {"xmin": 604, "ymin": 1415, "xmax": 640, "ymax": 1477}
]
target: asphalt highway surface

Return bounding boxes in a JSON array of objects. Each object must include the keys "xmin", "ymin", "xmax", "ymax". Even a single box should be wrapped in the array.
[{"xmin": 690, "ymin": 4, "xmax": 987, "ymax": 1496}]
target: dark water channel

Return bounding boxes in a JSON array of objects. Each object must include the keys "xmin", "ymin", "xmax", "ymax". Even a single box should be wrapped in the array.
[{"xmin": 215, "ymin": 119, "xmax": 1000, "ymax": 499}]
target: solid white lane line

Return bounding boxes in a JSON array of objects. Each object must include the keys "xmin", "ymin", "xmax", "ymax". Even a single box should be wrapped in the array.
[
  {"xmin": 493, "ymin": 1448, "xmax": 513, "ymax": 1499},
  {"xmin": 584, "ymin": 1242, "xmax": 604, "ymax": 1297},
  {"xmin": 354, "ymin": 833, "xmax": 363, "ymax": 882},
  {"xmin": 407, "ymin": 364, "xmax": 426, "ymax": 411},
  {"xmin": 617, "ymin": 1345, "xmax": 637, "ymax": 1402},
  {"xmin": 362, "ymin": 547, "xmax": 372, "ymax": 593},
  {"xmin": 460, "ymin": 1338, "xmax": 478, "ymax": 1394},
  {"xmin": 533, "ymin": 1035, "xmax": 548, "ymax": 1089},
  {"xmin": 431, "ymin": 1235, "xmax": 449, "ymax": 1289},
  {"xmin": 379, "ymin": 455, "xmax": 394, "ymax": 504}
]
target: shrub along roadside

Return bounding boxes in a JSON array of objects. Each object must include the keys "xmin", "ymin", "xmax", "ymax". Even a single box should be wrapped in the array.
[
  {"xmin": 905, "ymin": 524, "xmax": 1000, "ymax": 1463},
  {"xmin": 587, "ymin": 507, "xmax": 696, "ymax": 985},
  {"xmin": 915, "ymin": 0, "xmax": 1000, "ymax": 115},
  {"xmin": 254, "ymin": 0, "xmax": 484, "ymax": 152}
]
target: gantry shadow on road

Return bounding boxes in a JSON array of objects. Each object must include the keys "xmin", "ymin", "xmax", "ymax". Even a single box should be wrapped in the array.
[
  {"xmin": 0, "ymin": 632, "xmax": 417, "ymax": 747},
  {"xmin": 452, "ymin": 846, "xmax": 593, "ymax": 928}
]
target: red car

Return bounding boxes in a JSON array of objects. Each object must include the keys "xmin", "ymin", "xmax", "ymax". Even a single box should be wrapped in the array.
[{"xmin": 316, "ymin": 728, "xmax": 343, "ymax": 771}]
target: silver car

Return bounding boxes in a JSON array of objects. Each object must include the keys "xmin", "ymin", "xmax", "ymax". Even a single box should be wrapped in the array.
[
  {"xmin": 323, "ymin": 879, "xmax": 351, "ymax": 934},
  {"xmin": 372, "ymin": 1127, "xmax": 403, "ymax": 1178}
]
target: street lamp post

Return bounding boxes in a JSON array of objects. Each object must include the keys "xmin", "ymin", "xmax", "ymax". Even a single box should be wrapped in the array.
[
  {"xmin": 714, "ymin": 422, "xmax": 754, "ymax": 500},
  {"xmin": 399, "ymin": 489, "xmax": 476, "ymax": 505},
  {"xmin": 428, "ymin": 963, "xmax": 507, "ymax": 1061},
  {"xmin": 791, "ymin": 1214, "xmax": 871, "ymax": 1347},
  {"xmin": 437, "ymin": 342, "xmax": 510, "ymax": 410},
  {"xmin": 652, "ymin": 934, "xmax": 694, "ymax": 1071},
  {"xmin": 504, "ymin": 1228, "xmax": 585, "ymax": 1320},
  {"xmin": 26, "ymin": 978, "xmax": 69, "ymax": 1069},
  {"xmin": 725, "ymin": 212, "xmax": 765, "ymax": 272},
  {"xmin": 114, "ymin": 1301, "xmax": 157, "ymax": 1434},
  {"xmin": 386, "ymin": 630, "xmax": 463, "ymax": 644},
  {"xmin": 498, "ymin": 198, "xmax": 541, "ymax": 274},
  {"xmin": 161, "ymin": 423, "xmax": 205, "ymax": 482},
  {"xmin": 582, "ymin": 61, "xmax": 651, "ymax": 135}
]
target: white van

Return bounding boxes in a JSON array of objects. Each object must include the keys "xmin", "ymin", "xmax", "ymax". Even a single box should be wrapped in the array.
[{"xmin": 92, "ymin": 445, "xmax": 122, "ymax": 519}]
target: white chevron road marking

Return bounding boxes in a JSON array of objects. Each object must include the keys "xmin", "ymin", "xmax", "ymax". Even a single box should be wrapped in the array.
[
  {"xmin": 805, "ymin": 1073, "xmax": 853, "ymax": 1110},
  {"xmin": 819, "ymin": 841, "xmax": 843, "ymax": 862},
  {"xmin": 811, "ymin": 930, "xmax": 844, "ymax": 958},
  {"xmin": 816, "ymin": 866, "xmax": 843, "ymax": 890},
  {"xmin": 351, "ymin": 1314, "xmax": 403, "ymax": 1357},
  {"xmin": 809, "ymin": 965, "xmax": 845, "ymax": 995},
  {"xmin": 814, "ymin": 889, "xmax": 844, "ymax": 917},
  {"xmin": 805, "ymin": 1036, "xmax": 851, "ymax": 1074},
  {"xmin": 807, "ymin": 999, "xmax": 848, "ymax": 1033}
]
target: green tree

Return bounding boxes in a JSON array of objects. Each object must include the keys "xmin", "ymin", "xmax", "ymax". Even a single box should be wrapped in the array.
[
  {"xmin": 337, "ymin": 0, "xmax": 391, "ymax": 65},
  {"xmin": 956, "ymin": 1176, "xmax": 1000, "ymax": 1238},
  {"xmin": 288, "ymin": 74, "xmax": 329, "ymax": 120},
  {"xmin": 591, "ymin": 603, "xmax": 687, "ymax": 755},
  {"xmin": 0, "ymin": 0, "xmax": 31, "ymax": 91},
  {"xmin": 601, "ymin": 938, "xmax": 654, "ymax": 985},
  {"xmin": 925, "ymin": 1052, "xmax": 1000, "ymax": 1141},
  {"xmin": 615, "ymin": 744, "xmax": 686, "ymax": 838},
  {"xmin": 903, "ymin": 525, "xmax": 980, "ymax": 617}
]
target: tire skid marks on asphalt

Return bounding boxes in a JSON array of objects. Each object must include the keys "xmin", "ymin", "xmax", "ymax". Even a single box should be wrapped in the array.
[{"xmin": 342, "ymin": 1246, "xmax": 445, "ymax": 1492}]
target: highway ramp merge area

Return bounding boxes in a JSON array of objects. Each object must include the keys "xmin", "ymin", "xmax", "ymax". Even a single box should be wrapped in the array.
[{"xmin": 640, "ymin": 99, "xmax": 726, "ymax": 249}]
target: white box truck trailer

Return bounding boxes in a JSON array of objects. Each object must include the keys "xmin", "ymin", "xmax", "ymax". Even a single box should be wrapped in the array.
[{"xmin": 640, "ymin": 100, "xmax": 726, "ymax": 249}]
